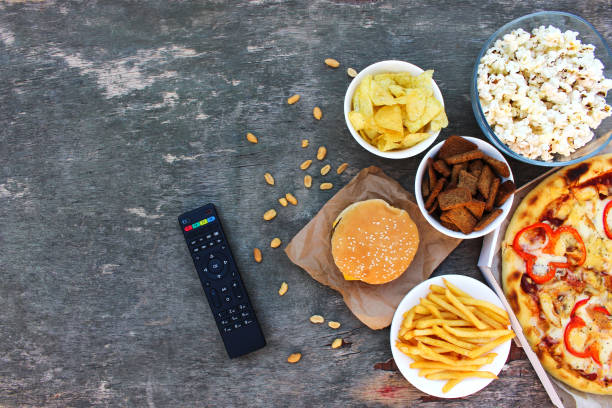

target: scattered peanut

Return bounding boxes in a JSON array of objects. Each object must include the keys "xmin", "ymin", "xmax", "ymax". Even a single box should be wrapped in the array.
[
  {"xmin": 320, "ymin": 182, "xmax": 333, "ymax": 190},
  {"xmin": 278, "ymin": 197, "xmax": 288, "ymax": 207},
  {"xmin": 270, "ymin": 238, "xmax": 282, "ymax": 248},
  {"xmin": 317, "ymin": 146, "xmax": 327, "ymax": 160},
  {"xmin": 328, "ymin": 321, "xmax": 341, "ymax": 329},
  {"xmin": 253, "ymin": 248, "xmax": 262, "ymax": 263},
  {"xmin": 287, "ymin": 94, "xmax": 300, "ymax": 105},
  {"xmin": 325, "ymin": 58, "xmax": 340, "ymax": 68},
  {"xmin": 263, "ymin": 209, "xmax": 277, "ymax": 221},
  {"xmin": 300, "ymin": 159, "xmax": 312, "ymax": 170},
  {"xmin": 278, "ymin": 281, "xmax": 288, "ymax": 296},
  {"xmin": 347, "ymin": 67, "xmax": 357, "ymax": 78},
  {"xmin": 301, "ymin": 139, "xmax": 309, "ymax": 148},
  {"xmin": 287, "ymin": 353, "xmax": 301, "ymax": 363},
  {"xmin": 309, "ymin": 315, "xmax": 325, "ymax": 324},
  {"xmin": 313, "ymin": 106, "xmax": 322, "ymax": 120},
  {"xmin": 331, "ymin": 338, "xmax": 343, "ymax": 349},
  {"xmin": 337, "ymin": 162, "xmax": 349, "ymax": 174},
  {"xmin": 304, "ymin": 175, "xmax": 312, "ymax": 188},
  {"xmin": 264, "ymin": 172, "xmax": 275, "ymax": 185},
  {"xmin": 320, "ymin": 164, "xmax": 331, "ymax": 176},
  {"xmin": 285, "ymin": 193, "xmax": 298, "ymax": 205},
  {"xmin": 246, "ymin": 132, "xmax": 258, "ymax": 144}
]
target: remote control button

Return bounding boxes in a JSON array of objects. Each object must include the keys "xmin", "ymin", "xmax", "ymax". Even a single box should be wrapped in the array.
[
  {"xmin": 208, "ymin": 258, "xmax": 224, "ymax": 274},
  {"xmin": 243, "ymin": 319, "xmax": 254, "ymax": 326},
  {"xmin": 208, "ymin": 242, "xmax": 214, "ymax": 247},
  {"xmin": 204, "ymin": 281, "xmax": 211, "ymax": 287},
  {"xmin": 241, "ymin": 311, "xmax": 249, "ymax": 318},
  {"xmin": 232, "ymin": 282, "xmax": 243, "ymax": 300},
  {"xmin": 220, "ymin": 319, "xmax": 230, "ymax": 326},
  {"xmin": 215, "ymin": 310, "xmax": 228, "ymax": 319},
  {"xmin": 230, "ymin": 315, "xmax": 239, "ymax": 322},
  {"xmin": 193, "ymin": 247, "xmax": 199, "ymax": 253},
  {"xmin": 213, "ymin": 231, "xmax": 219, "ymax": 236},
  {"xmin": 216, "ymin": 239, "xmax": 222, "ymax": 244},
  {"xmin": 233, "ymin": 322, "xmax": 242, "ymax": 329},
  {"xmin": 223, "ymin": 327, "xmax": 232, "ymax": 334},
  {"xmin": 224, "ymin": 295, "xmax": 231, "ymax": 303},
  {"xmin": 220, "ymin": 286, "xmax": 228, "ymax": 293},
  {"xmin": 209, "ymin": 289, "xmax": 221, "ymax": 308},
  {"xmin": 238, "ymin": 304, "xmax": 247, "ymax": 311},
  {"xmin": 206, "ymin": 234, "xmax": 212, "ymax": 239},
  {"xmin": 228, "ymin": 308, "xmax": 237, "ymax": 315},
  {"xmin": 190, "ymin": 240, "xmax": 197, "ymax": 245}
]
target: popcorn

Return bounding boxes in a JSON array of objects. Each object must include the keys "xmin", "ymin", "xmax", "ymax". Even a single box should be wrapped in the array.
[{"xmin": 477, "ymin": 25, "xmax": 612, "ymax": 161}]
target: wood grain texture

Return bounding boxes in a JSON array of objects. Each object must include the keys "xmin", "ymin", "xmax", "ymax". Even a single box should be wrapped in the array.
[{"xmin": 0, "ymin": 0, "xmax": 609, "ymax": 406}]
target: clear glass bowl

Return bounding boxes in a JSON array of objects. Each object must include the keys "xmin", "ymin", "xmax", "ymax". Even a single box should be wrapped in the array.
[{"xmin": 471, "ymin": 11, "xmax": 612, "ymax": 167}]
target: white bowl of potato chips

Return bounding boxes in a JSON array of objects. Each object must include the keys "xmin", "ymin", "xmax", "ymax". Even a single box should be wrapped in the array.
[
  {"xmin": 344, "ymin": 60, "xmax": 448, "ymax": 159},
  {"xmin": 390, "ymin": 275, "xmax": 513, "ymax": 398}
]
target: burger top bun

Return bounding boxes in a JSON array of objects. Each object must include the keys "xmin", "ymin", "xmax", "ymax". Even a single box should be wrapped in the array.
[{"xmin": 331, "ymin": 199, "xmax": 419, "ymax": 285}]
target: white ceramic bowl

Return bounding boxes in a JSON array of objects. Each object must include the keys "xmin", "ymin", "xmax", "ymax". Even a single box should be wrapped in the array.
[
  {"xmin": 415, "ymin": 136, "xmax": 514, "ymax": 239},
  {"xmin": 390, "ymin": 274, "xmax": 512, "ymax": 398},
  {"xmin": 343, "ymin": 60, "xmax": 445, "ymax": 159}
]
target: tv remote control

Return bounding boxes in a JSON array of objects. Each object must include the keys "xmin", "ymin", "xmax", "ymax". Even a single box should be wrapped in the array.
[{"xmin": 178, "ymin": 203, "xmax": 266, "ymax": 358}]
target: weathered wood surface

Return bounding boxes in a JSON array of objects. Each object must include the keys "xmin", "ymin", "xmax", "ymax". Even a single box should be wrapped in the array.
[{"xmin": 0, "ymin": 0, "xmax": 609, "ymax": 406}]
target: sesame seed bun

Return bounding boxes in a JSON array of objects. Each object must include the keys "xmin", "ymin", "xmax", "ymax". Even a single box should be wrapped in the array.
[{"xmin": 331, "ymin": 199, "xmax": 419, "ymax": 285}]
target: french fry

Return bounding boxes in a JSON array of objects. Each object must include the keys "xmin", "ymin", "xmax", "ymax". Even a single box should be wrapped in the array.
[
  {"xmin": 453, "ymin": 353, "xmax": 497, "ymax": 366},
  {"xmin": 414, "ymin": 304, "xmax": 430, "ymax": 315},
  {"xmin": 443, "ymin": 325, "xmax": 513, "ymax": 339},
  {"xmin": 425, "ymin": 370, "xmax": 498, "ymax": 380},
  {"xmin": 443, "ymin": 277, "xmax": 472, "ymax": 299},
  {"xmin": 445, "ymin": 288, "xmax": 487, "ymax": 330},
  {"xmin": 415, "ymin": 336, "xmax": 472, "ymax": 357},
  {"xmin": 471, "ymin": 307, "xmax": 504, "ymax": 329},
  {"xmin": 423, "ymin": 303, "xmax": 442, "ymax": 319},
  {"xmin": 427, "ymin": 293, "xmax": 469, "ymax": 321},
  {"xmin": 457, "ymin": 297, "xmax": 509, "ymax": 319},
  {"xmin": 415, "ymin": 318, "xmax": 471, "ymax": 329},
  {"xmin": 462, "ymin": 336, "xmax": 497, "ymax": 344},
  {"xmin": 479, "ymin": 306, "xmax": 511, "ymax": 325},
  {"xmin": 416, "ymin": 342, "xmax": 455, "ymax": 365},
  {"xmin": 429, "ymin": 284, "xmax": 446, "ymax": 294},
  {"xmin": 403, "ymin": 328, "xmax": 435, "ymax": 340},
  {"xmin": 403, "ymin": 309, "xmax": 416, "ymax": 330},
  {"xmin": 432, "ymin": 325, "xmax": 476, "ymax": 349},
  {"xmin": 410, "ymin": 361, "xmax": 483, "ymax": 371},
  {"xmin": 419, "ymin": 368, "xmax": 445, "ymax": 376},
  {"xmin": 442, "ymin": 379, "xmax": 461, "ymax": 393},
  {"xmin": 468, "ymin": 333, "xmax": 515, "ymax": 358}
]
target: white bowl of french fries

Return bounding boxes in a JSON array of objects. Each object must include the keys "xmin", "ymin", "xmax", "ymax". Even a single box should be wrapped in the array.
[
  {"xmin": 390, "ymin": 275, "xmax": 515, "ymax": 398},
  {"xmin": 344, "ymin": 60, "xmax": 448, "ymax": 159}
]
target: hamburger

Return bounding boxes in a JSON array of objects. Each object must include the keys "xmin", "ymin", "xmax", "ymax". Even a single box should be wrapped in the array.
[{"xmin": 331, "ymin": 199, "xmax": 419, "ymax": 285}]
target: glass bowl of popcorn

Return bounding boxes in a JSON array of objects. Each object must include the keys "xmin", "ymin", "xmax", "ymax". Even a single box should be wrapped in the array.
[{"xmin": 471, "ymin": 11, "xmax": 612, "ymax": 166}]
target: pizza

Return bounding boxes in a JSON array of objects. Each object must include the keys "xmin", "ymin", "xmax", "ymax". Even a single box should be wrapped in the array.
[{"xmin": 502, "ymin": 154, "xmax": 612, "ymax": 394}]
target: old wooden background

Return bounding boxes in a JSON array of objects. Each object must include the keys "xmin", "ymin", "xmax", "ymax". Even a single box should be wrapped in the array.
[{"xmin": 0, "ymin": 0, "xmax": 610, "ymax": 406}]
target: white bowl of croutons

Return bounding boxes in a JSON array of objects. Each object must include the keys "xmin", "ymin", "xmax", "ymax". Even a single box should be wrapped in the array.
[{"xmin": 415, "ymin": 136, "xmax": 515, "ymax": 239}]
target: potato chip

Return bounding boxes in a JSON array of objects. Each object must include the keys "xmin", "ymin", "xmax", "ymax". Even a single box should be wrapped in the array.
[
  {"xmin": 349, "ymin": 70, "xmax": 447, "ymax": 152},
  {"xmin": 404, "ymin": 96, "xmax": 442, "ymax": 133},
  {"xmin": 370, "ymin": 79, "xmax": 395, "ymax": 106},
  {"xmin": 402, "ymin": 132, "xmax": 431, "ymax": 148},
  {"xmin": 393, "ymin": 70, "xmax": 434, "ymax": 88},
  {"xmin": 429, "ymin": 110, "xmax": 449, "ymax": 132},
  {"xmin": 348, "ymin": 111, "xmax": 366, "ymax": 131},
  {"xmin": 374, "ymin": 105, "xmax": 403, "ymax": 133}
]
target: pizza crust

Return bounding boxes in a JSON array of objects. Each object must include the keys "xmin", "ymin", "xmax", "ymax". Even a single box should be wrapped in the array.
[{"xmin": 502, "ymin": 153, "xmax": 612, "ymax": 395}]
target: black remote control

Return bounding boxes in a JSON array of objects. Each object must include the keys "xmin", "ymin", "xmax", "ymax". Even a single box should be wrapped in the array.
[{"xmin": 178, "ymin": 203, "xmax": 266, "ymax": 358}]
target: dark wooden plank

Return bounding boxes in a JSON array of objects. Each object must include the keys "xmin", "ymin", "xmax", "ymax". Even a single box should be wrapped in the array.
[{"xmin": 0, "ymin": 0, "xmax": 608, "ymax": 406}]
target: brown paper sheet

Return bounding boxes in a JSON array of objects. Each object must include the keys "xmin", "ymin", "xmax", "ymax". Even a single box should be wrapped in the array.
[
  {"xmin": 284, "ymin": 166, "xmax": 461, "ymax": 330},
  {"xmin": 486, "ymin": 146, "xmax": 612, "ymax": 407}
]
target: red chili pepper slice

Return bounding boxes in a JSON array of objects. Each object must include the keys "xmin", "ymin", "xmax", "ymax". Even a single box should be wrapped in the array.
[
  {"xmin": 564, "ymin": 316, "xmax": 590, "ymax": 358},
  {"xmin": 513, "ymin": 223, "xmax": 555, "ymax": 284},
  {"xmin": 594, "ymin": 306, "xmax": 610, "ymax": 316},
  {"xmin": 604, "ymin": 201, "xmax": 612, "ymax": 239},
  {"xmin": 513, "ymin": 223, "xmax": 587, "ymax": 285},
  {"xmin": 570, "ymin": 297, "xmax": 590, "ymax": 317}
]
